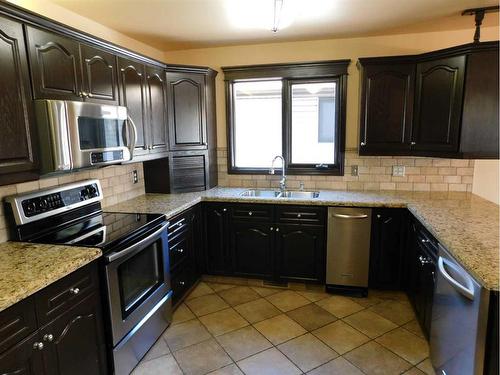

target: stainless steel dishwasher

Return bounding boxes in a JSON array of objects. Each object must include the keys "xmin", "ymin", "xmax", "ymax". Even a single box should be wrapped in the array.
[{"xmin": 326, "ymin": 207, "xmax": 372, "ymax": 296}]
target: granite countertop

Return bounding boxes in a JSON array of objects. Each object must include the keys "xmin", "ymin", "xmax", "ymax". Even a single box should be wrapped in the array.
[
  {"xmin": 0, "ymin": 242, "xmax": 101, "ymax": 312},
  {"xmin": 107, "ymin": 187, "xmax": 499, "ymax": 291}
]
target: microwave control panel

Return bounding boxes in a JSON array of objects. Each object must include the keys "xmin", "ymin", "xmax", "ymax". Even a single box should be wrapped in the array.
[
  {"xmin": 21, "ymin": 182, "xmax": 100, "ymax": 217},
  {"xmin": 91, "ymin": 150, "xmax": 124, "ymax": 164}
]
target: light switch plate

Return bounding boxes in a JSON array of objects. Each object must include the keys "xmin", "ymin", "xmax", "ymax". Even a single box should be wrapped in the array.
[
  {"xmin": 392, "ymin": 165, "xmax": 405, "ymax": 177},
  {"xmin": 132, "ymin": 170, "xmax": 138, "ymax": 184},
  {"xmin": 351, "ymin": 165, "xmax": 359, "ymax": 176}
]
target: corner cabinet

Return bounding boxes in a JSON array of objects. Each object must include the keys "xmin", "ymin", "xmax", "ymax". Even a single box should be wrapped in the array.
[{"xmin": 145, "ymin": 65, "xmax": 168, "ymax": 154}]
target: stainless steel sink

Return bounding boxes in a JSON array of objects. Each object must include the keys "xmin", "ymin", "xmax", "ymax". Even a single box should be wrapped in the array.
[
  {"xmin": 280, "ymin": 191, "xmax": 320, "ymax": 199},
  {"xmin": 240, "ymin": 189, "xmax": 281, "ymax": 197}
]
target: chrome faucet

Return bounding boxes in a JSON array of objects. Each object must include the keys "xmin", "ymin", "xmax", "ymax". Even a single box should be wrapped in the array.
[{"xmin": 270, "ymin": 155, "xmax": 287, "ymax": 192}]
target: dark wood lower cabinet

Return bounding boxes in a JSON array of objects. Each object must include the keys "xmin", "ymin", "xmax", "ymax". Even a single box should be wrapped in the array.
[
  {"xmin": 0, "ymin": 332, "xmax": 44, "ymax": 375},
  {"xmin": 204, "ymin": 203, "xmax": 231, "ymax": 275}
]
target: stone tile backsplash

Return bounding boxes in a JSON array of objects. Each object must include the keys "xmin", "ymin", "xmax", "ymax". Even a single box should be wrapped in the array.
[
  {"xmin": 0, "ymin": 163, "xmax": 145, "ymax": 243},
  {"xmin": 216, "ymin": 148, "xmax": 475, "ymax": 193}
]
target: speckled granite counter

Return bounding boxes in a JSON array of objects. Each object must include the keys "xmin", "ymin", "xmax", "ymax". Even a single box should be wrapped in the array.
[
  {"xmin": 0, "ymin": 242, "xmax": 101, "ymax": 312},
  {"xmin": 107, "ymin": 188, "xmax": 499, "ymax": 291}
]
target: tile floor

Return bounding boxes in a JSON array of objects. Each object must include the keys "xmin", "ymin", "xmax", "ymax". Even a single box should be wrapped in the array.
[{"xmin": 132, "ymin": 282, "xmax": 436, "ymax": 375}]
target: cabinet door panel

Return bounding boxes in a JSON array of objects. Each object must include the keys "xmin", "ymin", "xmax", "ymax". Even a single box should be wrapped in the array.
[
  {"xmin": 0, "ymin": 16, "xmax": 37, "ymax": 181},
  {"xmin": 80, "ymin": 44, "xmax": 118, "ymax": 104},
  {"xmin": 413, "ymin": 56, "xmax": 465, "ymax": 153},
  {"xmin": 360, "ymin": 63, "xmax": 414, "ymax": 154},
  {"xmin": 0, "ymin": 332, "xmax": 44, "ymax": 375},
  {"xmin": 146, "ymin": 66, "xmax": 168, "ymax": 153},
  {"xmin": 276, "ymin": 224, "xmax": 325, "ymax": 283},
  {"xmin": 231, "ymin": 222, "xmax": 273, "ymax": 279},
  {"xmin": 118, "ymin": 57, "xmax": 148, "ymax": 155},
  {"xmin": 26, "ymin": 26, "xmax": 82, "ymax": 100},
  {"xmin": 204, "ymin": 204, "xmax": 230, "ymax": 274},
  {"xmin": 167, "ymin": 72, "xmax": 206, "ymax": 150}
]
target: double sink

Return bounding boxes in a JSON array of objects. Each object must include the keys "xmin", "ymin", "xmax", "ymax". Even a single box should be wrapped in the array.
[{"xmin": 240, "ymin": 189, "xmax": 320, "ymax": 199}]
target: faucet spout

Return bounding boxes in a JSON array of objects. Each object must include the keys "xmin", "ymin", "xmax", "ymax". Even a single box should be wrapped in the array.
[{"xmin": 270, "ymin": 155, "xmax": 286, "ymax": 192}]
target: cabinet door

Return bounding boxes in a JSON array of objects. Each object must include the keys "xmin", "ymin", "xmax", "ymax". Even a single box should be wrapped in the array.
[
  {"xmin": 26, "ymin": 26, "xmax": 82, "ymax": 100},
  {"xmin": 369, "ymin": 209, "xmax": 405, "ymax": 290},
  {"xmin": 167, "ymin": 71, "xmax": 206, "ymax": 151},
  {"xmin": 231, "ymin": 221, "xmax": 274, "ymax": 279},
  {"xmin": 80, "ymin": 44, "xmax": 118, "ymax": 104},
  {"xmin": 204, "ymin": 204, "xmax": 230, "ymax": 275},
  {"xmin": 276, "ymin": 224, "xmax": 325, "ymax": 283},
  {"xmin": 118, "ymin": 57, "xmax": 148, "ymax": 156},
  {"xmin": 145, "ymin": 66, "xmax": 168, "ymax": 153},
  {"xmin": 41, "ymin": 293, "xmax": 107, "ymax": 375},
  {"xmin": 412, "ymin": 56, "xmax": 466, "ymax": 153},
  {"xmin": 0, "ymin": 16, "xmax": 38, "ymax": 183},
  {"xmin": 359, "ymin": 63, "xmax": 414, "ymax": 155},
  {"xmin": 0, "ymin": 332, "xmax": 44, "ymax": 375}
]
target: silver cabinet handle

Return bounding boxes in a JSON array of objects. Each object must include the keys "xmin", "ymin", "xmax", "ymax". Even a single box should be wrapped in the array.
[
  {"xmin": 411, "ymin": 141, "xmax": 416, "ymax": 145},
  {"xmin": 438, "ymin": 256, "xmax": 475, "ymax": 300},
  {"xmin": 360, "ymin": 142, "xmax": 366, "ymax": 146},
  {"xmin": 33, "ymin": 342, "xmax": 44, "ymax": 350},
  {"xmin": 69, "ymin": 287, "xmax": 80, "ymax": 295},
  {"xmin": 421, "ymin": 238, "xmax": 430, "ymax": 243},
  {"xmin": 419, "ymin": 255, "xmax": 431, "ymax": 266},
  {"xmin": 179, "ymin": 281, "xmax": 185, "ymax": 286},
  {"xmin": 332, "ymin": 213, "xmax": 368, "ymax": 219},
  {"xmin": 176, "ymin": 248, "xmax": 184, "ymax": 253},
  {"xmin": 248, "ymin": 211, "xmax": 253, "ymax": 216},
  {"xmin": 126, "ymin": 115, "xmax": 138, "ymax": 159},
  {"xmin": 43, "ymin": 334, "xmax": 54, "ymax": 342}
]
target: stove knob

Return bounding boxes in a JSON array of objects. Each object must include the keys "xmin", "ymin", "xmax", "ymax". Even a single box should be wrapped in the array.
[
  {"xmin": 39, "ymin": 199, "xmax": 48, "ymax": 209},
  {"xmin": 87, "ymin": 185, "xmax": 97, "ymax": 196},
  {"xmin": 26, "ymin": 201, "xmax": 36, "ymax": 214}
]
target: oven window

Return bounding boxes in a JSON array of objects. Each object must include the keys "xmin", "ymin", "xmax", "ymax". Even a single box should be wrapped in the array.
[
  {"xmin": 78, "ymin": 117, "xmax": 125, "ymax": 150},
  {"xmin": 117, "ymin": 240, "xmax": 163, "ymax": 317}
]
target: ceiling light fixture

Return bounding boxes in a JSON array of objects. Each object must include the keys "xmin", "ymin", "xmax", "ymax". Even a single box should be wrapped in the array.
[{"xmin": 272, "ymin": 0, "xmax": 284, "ymax": 33}]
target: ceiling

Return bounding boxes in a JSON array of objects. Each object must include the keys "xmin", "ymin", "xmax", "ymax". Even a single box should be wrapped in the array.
[{"xmin": 50, "ymin": 0, "xmax": 499, "ymax": 51}]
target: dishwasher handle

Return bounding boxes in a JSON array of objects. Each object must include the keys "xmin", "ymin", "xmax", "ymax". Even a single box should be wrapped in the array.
[
  {"xmin": 331, "ymin": 213, "xmax": 368, "ymax": 219},
  {"xmin": 438, "ymin": 256, "xmax": 475, "ymax": 300}
]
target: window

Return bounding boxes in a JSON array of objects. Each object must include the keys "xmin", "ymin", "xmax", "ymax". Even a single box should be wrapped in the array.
[{"xmin": 224, "ymin": 60, "xmax": 348, "ymax": 175}]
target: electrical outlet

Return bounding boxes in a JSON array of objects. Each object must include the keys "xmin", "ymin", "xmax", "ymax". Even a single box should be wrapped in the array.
[
  {"xmin": 351, "ymin": 165, "xmax": 359, "ymax": 176},
  {"xmin": 132, "ymin": 170, "xmax": 138, "ymax": 184},
  {"xmin": 392, "ymin": 165, "xmax": 405, "ymax": 177}
]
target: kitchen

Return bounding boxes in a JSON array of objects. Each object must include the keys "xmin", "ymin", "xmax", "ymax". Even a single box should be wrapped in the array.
[{"xmin": 0, "ymin": 0, "xmax": 498, "ymax": 374}]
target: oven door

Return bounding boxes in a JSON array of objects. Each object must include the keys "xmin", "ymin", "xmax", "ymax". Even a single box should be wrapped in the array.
[
  {"xmin": 65, "ymin": 101, "xmax": 137, "ymax": 168},
  {"xmin": 105, "ymin": 222, "xmax": 170, "ymax": 346}
]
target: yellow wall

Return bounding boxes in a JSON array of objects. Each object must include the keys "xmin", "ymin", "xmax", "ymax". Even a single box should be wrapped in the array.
[
  {"xmin": 473, "ymin": 160, "xmax": 500, "ymax": 204},
  {"xmin": 163, "ymin": 26, "xmax": 499, "ymax": 150},
  {"xmin": 6, "ymin": 0, "xmax": 165, "ymax": 61}
]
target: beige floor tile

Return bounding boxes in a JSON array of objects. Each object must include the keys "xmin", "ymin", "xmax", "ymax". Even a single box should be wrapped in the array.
[
  {"xmin": 402, "ymin": 320, "xmax": 426, "ymax": 339},
  {"xmin": 350, "ymin": 295, "xmax": 383, "ymax": 308},
  {"xmin": 218, "ymin": 286, "xmax": 261, "ymax": 306},
  {"xmin": 312, "ymin": 321, "xmax": 370, "ymax": 355},
  {"xmin": 343, "ymin": 310, "xmax": 397, "ymax": 338},
  {"xmin": 132, "ymin": 354, "xmax": 182, "ymax": 375},
  {"xmin": 185, "ymin": 293, "xmax": 229, "ymax": 316},
  {"xmin": 369, "ymin": 300, "xmax": 415, "ymax": 325},
  {"xmin": 345, "ymin": 341, "xmax": 412, "ymax": 375},
  {"xmin": 173, "ymin": 338, "xmax": 233, "ymax": 375},
  {"xmin": 216, "ymin": 325, "xmax": 272, "ymax": 361},
  {"xmin": 171, "ymin": 303, "xmax": 196, "ymax": 325},
  {"xmin": 253, "ymin": 314, "xmax": 307, "ymax": 345},
  {"xmin": 251, "ymin": 286, "xmax": 282, "ymax": 297},
  {"xmin": 237, "ymin": 348, "xmax": 301, "ymax": 375},
  {"xmin": 403, "ymin": 368, "xmax": 426, "ymax": 374},
  {"xmin": 286, "ymin": 303, "xmax": 337, "ymax": 331},
  {"xmin": 297, "ymin": 290, "xmax": 330, "ymax": 302},
  {"xmin": 141, "ymin": 337, "xmax": 170, "ymax": 361},
  {"xmin": 278, "ymin": 333, "xmax": 338, "ymax": 372},
  {"xmin": 376, "ymin": 328, "xmax": 429, "ymax": 365},
  {"xmin": 315, "ymin": 295, "xmax": 364, "ymax": 318},
  {"xmin": 416, "ymin": 358, "xmax": 436, "ymax": 375},
  {"xmin": 163, "ymin": 319, "xmax": 212, "ymax": 352},
  {"xmin": 199, "ymin": 308, "xmax": 249, "ymax": 336},
  {"xmin": 370, "ymin": 289, "xmax": 409, "ymax": 301},
  {"xmin": 208, "ymin": 363, "xmax": 244, "ymax": 375},
  {"xmin": 266, "ymin": 290, "xmax": 311, "ymax": 312},
  {"xmin": 234, "ymin": 298, "xmax": 281, "ymax": 324},
  {"xmin": 186, "ymin": 281, "xmax": 214, "ymax": 300},
  {"xmin": 307, "ymin": 357, "xmax": 364, "ymax": 375},
  {"xmin": 207, "ymin": 282, "xmax": 238, "ymax": 292}
]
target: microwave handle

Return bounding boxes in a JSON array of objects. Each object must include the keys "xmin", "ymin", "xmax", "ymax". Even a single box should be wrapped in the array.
[{"xmin": 126, "ymin": 115, "xmax": 138, "ymax": 159}]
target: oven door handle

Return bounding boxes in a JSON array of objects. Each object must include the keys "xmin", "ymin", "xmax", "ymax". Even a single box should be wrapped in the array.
[
  {"xmin": 105, "ymin": 222, "xmax": 167, "ymax": 263},
  {"xmin": 126, "ymin": 115, "xmax": 137, "ymax": 160}
]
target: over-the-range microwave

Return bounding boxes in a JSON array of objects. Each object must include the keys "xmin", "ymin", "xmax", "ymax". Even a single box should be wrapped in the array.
[{"xmin": 35, "ymin": 100, "xmax": 137, "ymax": 174}]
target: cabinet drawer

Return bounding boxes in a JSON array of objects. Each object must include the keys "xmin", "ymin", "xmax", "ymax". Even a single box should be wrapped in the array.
[
  {"xmin": 171, "ymin": 263, "xmax": 197, "ymax": 306},
  {"xmin": 231, "ymin": 204, "xmax": 273, "ymax": 222},
  {"xmin": 276, "ymin": 206, "xmax": 326, "ymax": 224},
  {"xmin": 168, "ymin": 212, "xmax": 190, "ymax": 240},
  {"xmin": 170, "ymin": 234, "xmax": 190, "ymax": 271},
  {"xmin": 0, "ymin": 297, "xmax": 37, "ymax": 354},
  {"xmin": 35, "ymin": 262, "xmax": 98, "ymax": 325}
]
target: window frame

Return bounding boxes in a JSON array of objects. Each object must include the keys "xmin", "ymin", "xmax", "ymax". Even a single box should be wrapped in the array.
[{"xmin": 223, "ymin": 60, "xmax": 349, "ymax": 176}]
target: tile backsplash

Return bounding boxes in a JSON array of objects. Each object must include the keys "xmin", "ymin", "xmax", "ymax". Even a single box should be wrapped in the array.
[
  {"xmin": 216, "ymin": 148, "xmax": 475, "ymax": 193},
  {"xmin": 0, "ymin": 163, "xmax": 145, "ymax": 243}
]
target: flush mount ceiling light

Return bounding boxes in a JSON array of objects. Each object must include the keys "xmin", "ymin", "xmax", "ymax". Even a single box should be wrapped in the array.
[{"xmin": 225, "ymin": 0, "xmax": 296, "ymax": 32}]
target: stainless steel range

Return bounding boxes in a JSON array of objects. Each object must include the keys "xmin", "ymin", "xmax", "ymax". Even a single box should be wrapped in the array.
[{"xmin": 5, "ymin": 180, "xmax": 172, "ymax": 375}]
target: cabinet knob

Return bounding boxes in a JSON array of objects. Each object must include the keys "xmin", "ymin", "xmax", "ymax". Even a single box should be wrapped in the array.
[
  {"xmin": 248, "ymin": 211, "xmax": 253, "ymax": 216},
  {"xmin": 270, "ymin": 227, "xmax": 274, "ymax": 231},
  {"xmin": 421, "ymin": 238, "xmax": 430, "ymax": 243},
  {"xmin": 297, "ymin": 213, "xmax": 301, "ymax": 218},
  {"xmin": 176, "ymin": 248, "xmax": 184, "ymax": 253},
  {"xmin": 276, "ymin": 227, "xmax": 280, "ymax": 232},
  {"xmin": 376, "ymin": 214, "xmax": 381, "ymax": 219},
  {"xmin": 222, "ymin": 208, "xmax": 227, "ymax": 212},
  {"xmin": 33, "ymin": 342, "xmax": 44, "ymax": 350},
  {"xmin": 179, "ymin": 281, "xmax": 185, "ymax": 286},
  {"xmin": 43, "ymin": 334, "xmax": 54, "ymax": 342},
  {"xmin": 360, "ymin": 142, "xmax": 366, "ymax": 146},
  {"xmin": 69, "ymin": 287, "xmax": 80, "ymax": 295},
  {"xmin": 411, "ymin": 141, "xmax": 416, "ymax": 146}
]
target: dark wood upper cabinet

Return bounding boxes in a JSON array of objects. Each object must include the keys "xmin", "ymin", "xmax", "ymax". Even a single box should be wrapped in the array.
[
  {"xmin": 80, "ymin": 44, "xmax": 118, "ymax": 104},
  {"xmin": 26, "ymin": 26, "xmax": 82, "ymax": 100},
  {"xmin": 0, "ymin": 15, "xmax": 38, "ymax": 185},
  {"xmin": 167, "ymin": 71, "xmax": 207, "ymax": 151},
  {"xmin": 145, "ymin": 65, "xmax": 168, "ymax": 153},
  {"xmin": 359, "ymin": 62, "xmax": 414, "ymax": 155},
  {"xmin": 412, "ymin": 55, "xmax": 466, "ymax": 153},
  {"xmin": 118, "ymin": 57, "xmax": 148, "ymax": 156}
]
